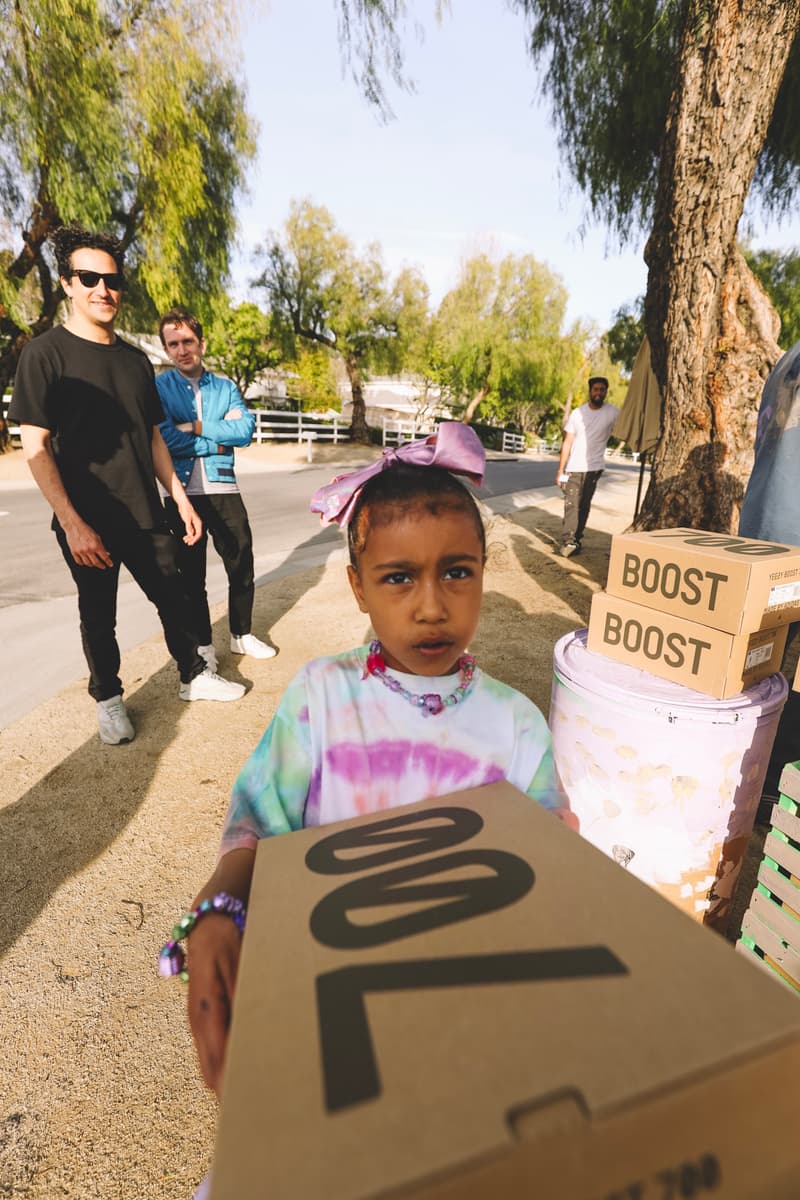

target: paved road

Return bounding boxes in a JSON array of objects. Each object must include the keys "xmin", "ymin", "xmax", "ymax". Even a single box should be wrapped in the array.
[
  {"xmin": 1, "ymin": 459, "xmax": 563, "ymax": 606},
  {"xmin": 0, "ymin": 457, "xmax": 642, "ymax": 728}
]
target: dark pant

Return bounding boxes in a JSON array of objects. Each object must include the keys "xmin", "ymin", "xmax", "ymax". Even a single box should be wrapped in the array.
[
  {"xmin": 55, "ymin": 520, "xmax": 206, "ymax": 701},
  {"xmin": 561, "ymin": 470, "xmax": 603, "ymax": 546},
  {"xmin": 164, "ymin": 493, "xmax": 255, "ymax": 645}
]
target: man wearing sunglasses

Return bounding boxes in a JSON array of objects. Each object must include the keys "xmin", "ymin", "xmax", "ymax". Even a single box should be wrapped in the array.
[{"xmin": 8, "ymin": 224, "xmax": 246, "ymax": 746}]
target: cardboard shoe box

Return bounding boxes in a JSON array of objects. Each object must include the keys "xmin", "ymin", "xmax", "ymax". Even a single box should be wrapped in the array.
[
  {"xmin": 605, "ymin": 528, "xmax": 800, "ymax": 634},
  {"xmin": 209, "ymin": 782, "xmax": 800, "ymax": 1200},
  {"xmin": 588, "ymin": 590, "xmax": 788, "ymax": 698}
]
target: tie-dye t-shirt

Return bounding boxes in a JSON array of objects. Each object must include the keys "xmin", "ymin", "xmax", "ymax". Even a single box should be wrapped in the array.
[{"xmin": 220, "ymin": 645, "xmax": 571, "ymax": 856}]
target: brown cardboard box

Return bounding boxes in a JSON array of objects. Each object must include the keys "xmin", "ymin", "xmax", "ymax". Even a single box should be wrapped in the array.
[
  {"xmin": 588, "ymin": 591, "xmax": 788, "ymax": 698},
  {"xmin": 209, "ymin": 783, "xmax": 800, "ymax": 1200},
  {"xmin": 605, "ymin": 528, "xmax": 800, "ymax": 634}
]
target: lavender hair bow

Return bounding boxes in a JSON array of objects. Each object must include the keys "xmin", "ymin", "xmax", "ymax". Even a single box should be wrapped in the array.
[{"xmin": 309, "ymin": 421, "xmax": 486, "ymax": 527}]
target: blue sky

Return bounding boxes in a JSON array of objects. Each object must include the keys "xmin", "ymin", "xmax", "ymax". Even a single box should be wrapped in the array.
[{"xmin": 232, "ymin": 0, "xmax": 800, "ymax": 332}]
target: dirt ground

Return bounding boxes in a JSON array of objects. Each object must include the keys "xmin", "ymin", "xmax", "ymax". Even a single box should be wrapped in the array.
[{"xmin": 0, "ymin": 444, "xmax": 769, "ymax": 1199}]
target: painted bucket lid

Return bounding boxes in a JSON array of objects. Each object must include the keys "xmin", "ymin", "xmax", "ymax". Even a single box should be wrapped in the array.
[{"xmin": 553, "ymin": 628, "xmax": 788, "ymax": 725}]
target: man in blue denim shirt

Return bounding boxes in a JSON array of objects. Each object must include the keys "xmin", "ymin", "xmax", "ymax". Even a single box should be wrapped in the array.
[{"xmin": 157, "ymin": 308, "xmax": 277, "ymax": 668}]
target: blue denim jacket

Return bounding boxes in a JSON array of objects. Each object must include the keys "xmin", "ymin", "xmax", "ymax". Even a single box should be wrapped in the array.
[{"xmin": 156, "ymin": 369, "xmax": 255, "ymax": 486}]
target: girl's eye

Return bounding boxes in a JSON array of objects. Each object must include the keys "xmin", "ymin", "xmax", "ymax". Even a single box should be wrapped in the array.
[
  {"xmin": 444, "ymin": 565, "xmax": 472, "ymax": 580},
  {"xmin": 383, "ymin": 571, "xmax": 412, "ymax": 585}
]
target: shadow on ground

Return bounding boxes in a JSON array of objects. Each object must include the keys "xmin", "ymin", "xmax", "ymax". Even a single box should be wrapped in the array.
[{"xmin": 1, "ymin": 553, "xmax": 328, "ymax": 957}]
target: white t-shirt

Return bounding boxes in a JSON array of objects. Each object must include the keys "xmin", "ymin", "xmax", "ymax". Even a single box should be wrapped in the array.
[
  {"xmin": 185, "ymin": 381, "xmax": 238, "ymax": 497},
  {"xmin": 563, "ymin": 402, "xmax": 618, "ymax": 472},
  {"xmin": 219, "ymin": 645, "xmax": 571, "ymax": 853}
]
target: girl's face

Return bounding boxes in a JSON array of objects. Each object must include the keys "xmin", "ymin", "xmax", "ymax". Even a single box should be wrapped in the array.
[{"xmin": 347, "ymin": 506, "xmax": 484, "ymax": 676}]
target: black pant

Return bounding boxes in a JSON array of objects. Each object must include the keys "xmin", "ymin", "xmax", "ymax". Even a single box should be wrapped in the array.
[
  {"xmin": 164, "ymin": 493, "xmax": 255, "ymax": 645},
  {"xmin": 55, "ymin": 520, "xmax": 205, "ymax": 701},
  {"xmin": 561, "ymin": 470, "xmax": 603, "ymax": 546}
]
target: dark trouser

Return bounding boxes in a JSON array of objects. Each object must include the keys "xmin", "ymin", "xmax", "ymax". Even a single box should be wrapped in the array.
[
  {"xmin": 561, "ymin": 470, "xmax": 603, "ymax": 547},
  {"xmin": 164, "ymin": 493, "xmax": 255, "ymax": 645},
  {"xmin": 55, "ymin": 520, "xmax": 206, "ymax": 701}
]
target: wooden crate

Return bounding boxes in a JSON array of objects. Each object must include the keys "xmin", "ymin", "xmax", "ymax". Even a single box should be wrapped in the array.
[{"xmin": 737, "ymin": 782, "xmax": 800, "ymax": 992}]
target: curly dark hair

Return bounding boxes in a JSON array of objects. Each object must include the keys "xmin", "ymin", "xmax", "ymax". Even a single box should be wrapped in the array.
[
  {"xmin": 51, "ymin": 224, "xmax": 125, "ymax": 280},
  {"xmin": 347, "ymin": 464, "xmax": 486, "ymax": 568}
]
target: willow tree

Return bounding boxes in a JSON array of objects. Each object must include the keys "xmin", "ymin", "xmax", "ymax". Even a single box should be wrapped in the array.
[
  {"xmin": 255, "ymin": 199, "xmax": 430, "ymax": 442},
  {"xmin": 517, "ymin": 0, "xmax": 800, "ymax": 531},
  {"xmin": 430, "ymin": 251, "xmax": 590, "ymax": 430},
  {"xmin": 336, "ymin": 0, "xmax": 800, "ymax": 532},
  {"xmin": 0, "ymin": 0, "xmax": 255, "ymax": 450}
]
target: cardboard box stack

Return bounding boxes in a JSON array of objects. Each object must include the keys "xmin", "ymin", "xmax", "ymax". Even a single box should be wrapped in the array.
[
  {"xmin": 210, "ymin": 783, "xmax": 800, "ymax": 1200},
  {"xmin": 737, "ymin": 759, "xmax": 800, "ymax": 993},
  {"xmin": 587, "ymin": 528, "xmax": 800, "ymax": 699}
]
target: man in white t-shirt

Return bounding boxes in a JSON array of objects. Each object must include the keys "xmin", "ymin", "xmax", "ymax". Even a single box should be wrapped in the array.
[{"xmin": 555, "ymin": 376, "xmax": 617, "ymax": 557}]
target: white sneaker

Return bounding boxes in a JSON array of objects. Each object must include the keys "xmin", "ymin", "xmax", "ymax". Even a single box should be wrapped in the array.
[
  {"xmin": 198, "ymin": 643, "xmax": 218, "ymax": 673},
  {"xmin": 97, "ymin": 695, "xmax": 135, "ymax": 745},
  {"xmin": 230, "ymin": 633, "xmax": 277, "ymax": 660},
  {"xmin": 179, "ymin": 668, "xmax": 245, "ymax": 702}
]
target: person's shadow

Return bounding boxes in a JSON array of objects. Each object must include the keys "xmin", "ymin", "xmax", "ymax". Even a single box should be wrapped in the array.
[
  {"xmin": 1, "ymin": 656, "xmax": 203, "ymax": 956},
  {"xmin": 636, "ymin": 442, "xmax": 743, "ymax": 532},
  {"xmin": 0, "ymin": 529, "xmax": 344, "ymax": 957},
  {"xmin": 484, "ymin": 501, "xmax": 612, "ymax": 632}
]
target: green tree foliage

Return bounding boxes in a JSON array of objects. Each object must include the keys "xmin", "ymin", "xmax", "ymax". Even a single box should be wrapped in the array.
[
  {"xmin": 606, "ymin": 297, "xmax": 646, "ymax": 374},
  {"xmin": 431, "ymin": 251, "xmax": 585, "ymax": 432},
  {"xmin": 334, "ymin": 1, "xmax": 800, "ymax": 530},
  {"xmin": 507, "ymin": 2, "xmax": 800, "ymax": 245},
  {"xmin": 290, "ymin": 343, "xmax": 342, "ymax": 411},
  {"xmin": 205, "ymin": 299, "xmax": 281, "ymax": 398},
  {"xmin": 0, "ymin": 0, "xmax": 255, "ymax": 447},
  {"xmin": 519, "ymin": 1, "xmax": 679, "ymax": 242},
  {"xmin": 743, "ymin": 246, "xmax": 800, "ymax": 349},
  {"xmin": 254, "ymin": 198, "xmax": 430, "ymax": 441}
]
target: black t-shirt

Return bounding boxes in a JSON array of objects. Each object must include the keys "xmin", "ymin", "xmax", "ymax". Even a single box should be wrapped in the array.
[{"xmin": 9, "ymin": 325, "xmax": 166, "ymax": 533}]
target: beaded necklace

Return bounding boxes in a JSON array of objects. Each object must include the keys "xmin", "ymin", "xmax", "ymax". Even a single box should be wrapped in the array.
[{"xmin": 364, "ymin": 639, "xmax": 476, "ymax": 717}]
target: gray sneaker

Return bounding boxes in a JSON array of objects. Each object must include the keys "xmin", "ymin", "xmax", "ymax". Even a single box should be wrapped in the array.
[
  {"xmin": 179, "ymin": 668, "xmax": 245, "ymax": 703},
  {"xmin": 559, "ymin": 541, "xmax": 580, "ymax": 558},
  {"xmin": 97, "ymin": 695, "xmax": 135, "ymax": 745}
]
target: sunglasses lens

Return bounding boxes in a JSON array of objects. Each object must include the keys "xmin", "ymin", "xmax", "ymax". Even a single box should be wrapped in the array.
[{"xmin": 74, "ymin": 270, "xmax": 122, "ymax": 289}]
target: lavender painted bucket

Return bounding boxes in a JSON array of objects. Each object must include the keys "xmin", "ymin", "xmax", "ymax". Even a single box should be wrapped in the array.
[{"xmin": 550, "ymin": 628, "xmax": 788, "ymax": 933}]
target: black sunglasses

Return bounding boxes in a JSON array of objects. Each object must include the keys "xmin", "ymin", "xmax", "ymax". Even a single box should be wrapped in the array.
[{"xmin": 70, "ymin": 269, "xmax": 124, "ymax": 290}]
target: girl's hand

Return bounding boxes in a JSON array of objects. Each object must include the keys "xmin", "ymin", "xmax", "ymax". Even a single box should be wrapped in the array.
[{"xmin": 187, "ymin": 914, "xmax": 244, "ymax": 1096}]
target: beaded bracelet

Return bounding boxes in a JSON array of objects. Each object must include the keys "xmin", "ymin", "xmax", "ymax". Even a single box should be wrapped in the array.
[{"xmin": 158, "ymin": 891, "xmax": 247, "ymax": 981}]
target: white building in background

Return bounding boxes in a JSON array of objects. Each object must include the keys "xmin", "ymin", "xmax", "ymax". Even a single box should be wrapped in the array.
[
  {"xmin": 121, "ymin": 339, "xmax": 445, "ymax": 421},
  {"xmin": 118, "ymin": 331, "xmax": 172, "ymax": 369},
  {"xmin": 338, "ymin": 374, "xmax": 452, "ymax": 428}
]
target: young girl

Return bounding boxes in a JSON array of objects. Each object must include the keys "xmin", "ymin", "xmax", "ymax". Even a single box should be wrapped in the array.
[{"xmin": 161, "ymin": 422, "xmax": 573, "ymax": 1100}]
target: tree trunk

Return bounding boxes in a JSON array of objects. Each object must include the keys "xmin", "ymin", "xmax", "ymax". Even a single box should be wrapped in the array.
[
  {"xmin": 640, "ymin": 0, "xmax": 800, "ymax": 532},
  {"xmin": 345, "ymin": 357, "xmax": 370, "ymax": 443},
  {"xmin": 0, "ymin": 196, "xmax": 63, "ymax": 452},
  {"xmin": 462, "ymin": 386, "xmax": 490, "ymax": 423}
]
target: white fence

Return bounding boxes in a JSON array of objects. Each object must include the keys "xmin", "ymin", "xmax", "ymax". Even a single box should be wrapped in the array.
[
  {"xmin": 251, "ymin": 409, "xmax": 350, "ymax": 445},
  {"xmin": 382, "ymin": 417, "xmax": 437, "ymax": 446},
  {"xmin": 0, "ymin": 399, "xmax": 349, "ymax": 449},
  {"xmin": 383, "ymin": 419, "xmax": 530, "ymax": 455},
  {"xmin": 2, "ymin": 395, "xmax": 19, "ymax": 440},
  {"xmin": 501, "ymin": 431, "xmax": 526, "ymax": 453},
  {"xmin": 605, "ymin": 445, "xmax": 640, "ymax": 463}
]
